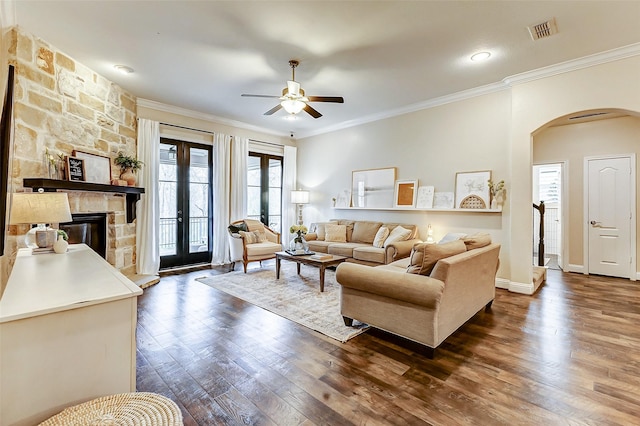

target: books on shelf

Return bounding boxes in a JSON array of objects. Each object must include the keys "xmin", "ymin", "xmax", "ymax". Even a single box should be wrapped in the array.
[{"xmin": 310, "ymin": 253, "xmax": 332, "ymax": 260}]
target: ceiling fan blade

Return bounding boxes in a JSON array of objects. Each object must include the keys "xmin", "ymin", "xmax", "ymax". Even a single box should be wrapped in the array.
[
  {"xmin": 303, "ymin": 104, "xmax": 322, "ymax": 119},
  {"xmin": 307, "ymin": 96, "xmax": 344, "ymax": 103},
  {"xmin": 242, "ymin": 94, "xmax": 281, "ymax": 99},
  {"xmin": 264, "ymin": 104, "xmax": 283, "ymax": 115}
]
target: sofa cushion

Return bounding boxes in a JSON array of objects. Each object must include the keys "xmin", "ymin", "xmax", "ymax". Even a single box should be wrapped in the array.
[
  {"xmin": 314, "ymin": 221, "xmax": 338, "ymax": 241},
  {"xmin": 373, "ymin": 226, "xmax": 390, "ymax": 248},
  {"xmin": 336, "ymin": 220, "xmax": 355, "ymax": 241},
  {"xmin": 325, "ymin": 224, "xmax": 347, "ymax": 242},
  {"xmin": 245, "ymin": 241, "xmax": 282, "ymax": 257},
  {"xmin": 353, "ymin": 246, "xmax": 386, "ymax": 264},
  {"xmin": 406, "ymin": 240, "xmax": 467, "ymax": 276},
  {"xmin": 239, "ymin": 230, "xmax": 267, "ymax": 244},
  {"xmin": 351, "ymin": 221, "xmax": 383, "ymax": 244},
  {"xmin": 438, "ymin": 232, "xmax": 467, "ymax": 244},
  {"xmin": 383, "ymin": 225, "xmax": 412, "ymax": 247},
  {"xmin": 463, "ymin": 232, "xmax": 492, "ymax": 250},
  {"xmin": 328, "ymin": 243, "xmax": 368, "ymax": 257},
  {"xmin": 307, "ymin": 240, "xmax": 331, "ymax": 253}
]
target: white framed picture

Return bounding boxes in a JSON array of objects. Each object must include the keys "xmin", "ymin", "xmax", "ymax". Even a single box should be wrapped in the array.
[
  {"xmin": 455, "ymin": 170, "xmax": 491, "ymax": 209},
  {"xmin": 394, "ymin": 179, "xmax": 418, "ymax": 208},
  {"xmin": 433, "ymin": 192, "xmax": 455, "ymax": 209},
  {"xmin": 335, "ymin": 189, "xmax": 351, "ymax": 208},
  {"xmin": 415, "ymin": 186, "xmax": 435, "ymax": 209}
]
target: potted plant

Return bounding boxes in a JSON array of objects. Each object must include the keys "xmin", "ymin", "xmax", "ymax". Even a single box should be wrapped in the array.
[{"xmin": 114, "ymin": 152, "xmax": 143, "ymax": 186}]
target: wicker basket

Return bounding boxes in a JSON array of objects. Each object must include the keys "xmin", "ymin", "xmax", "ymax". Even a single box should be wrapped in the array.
[{"xmin": 39, "ymin": 392, "xmax": 183, "ymax": 426}]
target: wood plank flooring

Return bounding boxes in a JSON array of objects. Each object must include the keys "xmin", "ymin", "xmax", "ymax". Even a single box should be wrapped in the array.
[{"xmin": 136, "ymin": 264, "xmax": 640, "ymax": 425}]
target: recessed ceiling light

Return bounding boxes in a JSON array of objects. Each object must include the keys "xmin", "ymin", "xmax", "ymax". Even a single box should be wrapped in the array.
[
  {"xmin": 470, "ymin": 51, "xmax": 491, "ymax": 62},
  {"xmin": 114, "ymin": 65, "xmax": 134, "ymax": 74}
]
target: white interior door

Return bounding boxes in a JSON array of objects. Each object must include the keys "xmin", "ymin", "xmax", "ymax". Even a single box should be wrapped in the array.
[{"xmin": 586, "ymin": 156, "xmax": 632, "ymax": 278}]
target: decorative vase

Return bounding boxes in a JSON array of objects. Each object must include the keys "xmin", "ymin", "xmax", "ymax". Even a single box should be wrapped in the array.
[
  {"xmin": 289, "ymin": 235, "xmax": 309, "ymax": 252},
  {"xmin": 491, "ymin": 198, "xmax": 498, "ymax": 210},
  {"xmin": 53, "ymin": 234, "xmax": 68, "ymax": 254},
  {"xmin": 120, "ymin": 169, "xmax": 136, "ymax": 186}
]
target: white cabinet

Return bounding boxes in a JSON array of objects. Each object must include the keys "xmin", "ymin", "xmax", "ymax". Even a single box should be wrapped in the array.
[{"xmin": 0, "ymin": 244, "xmax": 143, "ymax": 426}]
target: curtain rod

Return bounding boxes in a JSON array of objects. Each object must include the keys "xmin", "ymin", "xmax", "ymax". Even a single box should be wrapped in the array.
[{"xmin": 150, "ymin": 120, "xmax": 283, "ymax": 147}]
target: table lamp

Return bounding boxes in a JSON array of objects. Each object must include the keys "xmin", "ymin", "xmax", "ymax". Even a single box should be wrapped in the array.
[
  {"xmin": 9, "ymin": 191, "xmax": 72, "ymax": 250},
  {"xmin": 290, "ymin": 189, "xmax": 309, "ymax": 225}
]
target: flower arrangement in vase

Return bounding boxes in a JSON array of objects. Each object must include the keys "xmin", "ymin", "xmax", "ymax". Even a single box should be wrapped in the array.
[{"xmin": 289, "ymin": 224, "xmax": 309, "ymax": 252}]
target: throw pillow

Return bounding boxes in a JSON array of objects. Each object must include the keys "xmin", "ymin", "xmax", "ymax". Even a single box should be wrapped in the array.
[
  {"xmin": 239, "ymin": 230, "xmax": 267, "ymax": 244},
  {"xmin": 383, "ymin": 225, "xmax": 412, "ymax": 247},
  {"xmin": 244, "ymin": 219, "xmax": 265, "ymax": 232},
  {"xmin": 325, "ymin": 224, "xmax": 347, "ymax": 242},
  {"xmin": 406, "ymin": 240, "xmax": 467, "ymax": 276},
  {"xmin": 463, "ymin": 232, "xmax": 492, "ymax": 250},
  {"xmin": 315, "ymin": 221, "xmax": 337, "ymax": 241},
  {"xmin": 351, "ymin": 221, "xmax": 383, "ymax": 244},
  {"xmin": 438, "ymin": 232, "xmax": 467, "ymax": 244},
  {"xmin": 228, "ymin": 222, "xmax": 248, "ymax": 235},
  {"xmin": 372, "ymin": 226, "xmax": 390, "ymax": 248}
]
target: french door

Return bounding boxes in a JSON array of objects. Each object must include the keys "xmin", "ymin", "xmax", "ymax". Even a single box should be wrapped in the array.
[
  {"xmin": 159, "ymin": 138, "xmax": 212, "ymax": 269},
  {"xmin": 247, "ymin": 153, "xmax": 282, "ymax": 233}
]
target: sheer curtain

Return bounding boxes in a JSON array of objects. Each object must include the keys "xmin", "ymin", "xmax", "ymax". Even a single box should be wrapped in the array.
[
  {"xmin": 282, "ymin": 145, "xmax": 297, "ymax": 239},
  {"xmin": 230, "ymin": 136, "xmax": 248, "ymax": 222},
  {"xmin": 136, "ymin": 118, "xmax": 160, "ymax": 275},
  {"xmin": 211, "ymin": 133, "xmax": 232, "ymax": 265}
]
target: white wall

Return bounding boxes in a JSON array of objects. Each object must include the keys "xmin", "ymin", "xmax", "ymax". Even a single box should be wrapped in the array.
[
  {"xmin": 298, "ymin": 90, "xmax": 511, "ymax": 276},
  {"xmin": 298, "ymin": 54, "xmax": 640, "ymax": 291}
]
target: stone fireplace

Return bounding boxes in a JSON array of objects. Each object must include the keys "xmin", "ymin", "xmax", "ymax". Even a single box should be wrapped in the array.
[{"xmin": 60, "ymin": 213, "xmax": 107, "ymax": 259}]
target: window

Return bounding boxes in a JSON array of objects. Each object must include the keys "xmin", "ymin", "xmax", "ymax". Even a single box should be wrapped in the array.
[{"xmin": 247, "ymin": 153, "xmax": 282, "ymax": 234}]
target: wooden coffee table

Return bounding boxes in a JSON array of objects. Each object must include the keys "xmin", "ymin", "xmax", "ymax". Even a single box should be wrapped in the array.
[{"xmin": 275, "ymin": 251, "xmax": 348, "ymax": 292}]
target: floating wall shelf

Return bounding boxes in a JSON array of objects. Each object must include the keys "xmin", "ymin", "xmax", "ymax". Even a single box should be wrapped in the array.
[
  {"xmin": 333, "ymin": 206, "xmax": 502, "ymax": 213},
  {"xmin": 23, "ymin": 178, "xmax": 145, "ymax": 223}
]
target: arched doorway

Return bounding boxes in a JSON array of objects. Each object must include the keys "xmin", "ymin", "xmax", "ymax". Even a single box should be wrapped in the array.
[{"xmin": 532, "ymin": 109, "xmax": 638, "ymax": 280}]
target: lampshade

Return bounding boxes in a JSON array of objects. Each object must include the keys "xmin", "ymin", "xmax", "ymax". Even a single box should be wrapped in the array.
[
  {"xmin": 10, "ymin": 192, "xmax": 72, "ymax": 225},
  {"xmin": 290, "ymin": 190, "xmax": 309, "ymax": 204},
  {"xmin": 281, "ymin": 99, "xmax": 306, "ymax": 115}
]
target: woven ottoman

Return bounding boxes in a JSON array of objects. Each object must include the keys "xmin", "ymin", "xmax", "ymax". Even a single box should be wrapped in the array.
[{"xmin": 39, "ymin": 392, "xmax": 183, "ymax": 425}]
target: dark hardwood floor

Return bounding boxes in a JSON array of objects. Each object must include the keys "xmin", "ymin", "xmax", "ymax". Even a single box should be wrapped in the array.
[{"xmin": 136, "ymin": 263, "xmax": 640, "ymax": 425}]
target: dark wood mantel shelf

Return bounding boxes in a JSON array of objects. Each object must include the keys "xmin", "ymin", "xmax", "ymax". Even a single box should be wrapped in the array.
[{"xmin": 23, "ymin": 178, "xmax": 145, "ymax": 223}]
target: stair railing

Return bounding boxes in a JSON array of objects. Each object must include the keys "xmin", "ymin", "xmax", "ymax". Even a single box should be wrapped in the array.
[{"xmin": 533, "ymin": 200, "xmax": 545, "ymax": 267}]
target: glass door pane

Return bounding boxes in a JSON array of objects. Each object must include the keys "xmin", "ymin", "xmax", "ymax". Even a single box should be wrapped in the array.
[
  {"xmin": 247, "ymin": 155, "xmax": 261, "ymax": 222},
  {"xmin": 189, "ymin": 147, "xmax": 210, "ymax": 253},
  {"xmin": 247, "ymin": 153, "xmax": 283, "ymax": 234},
  {"xmin": 159, "ymin": 143, "xmax": 177, "ymax": 256},
  {"xmin": 268, "ymin": 158, "xmax": 282, "ymax": 232}
]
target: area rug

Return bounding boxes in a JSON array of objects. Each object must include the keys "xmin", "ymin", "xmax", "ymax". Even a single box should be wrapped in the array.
[{"xmin": 196, "ymin": 264, "xmax": 369, "ymax": 342}]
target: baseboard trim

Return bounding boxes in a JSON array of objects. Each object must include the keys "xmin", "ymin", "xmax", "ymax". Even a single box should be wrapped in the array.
[
  {"xmin": 566, "ymin": 264, "xmax": 585, "ymax": 274},
  {"xmin": 508, "ymin": 281, "xmax": 535, "ymax": 295},
  {"xmin": 495, "ymin": 278, "xmax": 510, "ymax": 289}
]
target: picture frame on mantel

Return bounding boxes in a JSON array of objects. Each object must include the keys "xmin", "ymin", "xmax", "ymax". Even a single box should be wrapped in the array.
[
  {"xmin": 72, "ymin": 150, "xmax": 111, "ymax": 185},
  {"xmin": 66, "ymin": 156, "xmax": 85, "ymax": 182},
  {"xmin": 394, "ymin": 179, "xmax": 418, "ymax": 208}
]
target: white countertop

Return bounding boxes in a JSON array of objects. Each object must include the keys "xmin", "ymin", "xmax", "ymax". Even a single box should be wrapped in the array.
[{"xmin": 0, "ymin": 244, "xmax": 143, "ymax": 323}]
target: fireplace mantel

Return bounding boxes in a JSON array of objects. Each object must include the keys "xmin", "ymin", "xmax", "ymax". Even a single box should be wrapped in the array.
[{"xmin": 23, "ymin": 179, "xmax": 145, "ymax": 223}]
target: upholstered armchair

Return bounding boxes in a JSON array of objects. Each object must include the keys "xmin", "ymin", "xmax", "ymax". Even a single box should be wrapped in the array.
[{"xmin": 228, "ymin": 219, "xmax": 282, "ymax": 272}]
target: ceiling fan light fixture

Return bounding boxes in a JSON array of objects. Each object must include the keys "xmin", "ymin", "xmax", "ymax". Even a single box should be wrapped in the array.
[{"xmin": 281, "ymin": 99, "xmax": 306, "ymax": 114}]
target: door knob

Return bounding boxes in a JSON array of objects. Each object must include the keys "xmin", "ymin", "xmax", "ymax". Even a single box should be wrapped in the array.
[{"xmin": 590, "ymin": 220, "xmax": 600, "ymax": 226}]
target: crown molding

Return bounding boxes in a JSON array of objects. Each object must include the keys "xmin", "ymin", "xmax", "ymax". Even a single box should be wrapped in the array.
[
  {"xmin": 299, "ymin": 43, "xmax": 640, "ymax": 139},
  {"xmin": 298, "ymin": 82, "xmax": 508, "ymax": 139},
  {"xmin": 1, "ymin": 1, "xmax": 17, "ymax": 27},
  {"xmin": 503, "ymin": 42, "xmax": 640, "ymax": 86},
  {"xmin": 136, "ymin": 98, "xmax": 286, "ymax": 138}
]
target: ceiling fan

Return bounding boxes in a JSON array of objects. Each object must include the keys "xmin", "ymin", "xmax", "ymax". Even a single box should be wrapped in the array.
[{"xmin": 241, "ymin": 60, "xmax": 344, "ymax": 119}]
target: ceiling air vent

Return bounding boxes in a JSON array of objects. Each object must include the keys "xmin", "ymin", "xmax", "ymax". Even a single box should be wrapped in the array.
[{"xmin": 528, "ymin": 18, "xmax": 558, "ymax": 41}]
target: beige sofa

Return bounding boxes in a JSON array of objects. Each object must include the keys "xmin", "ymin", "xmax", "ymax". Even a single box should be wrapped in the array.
[
  {"xmin": 336, "ymin": 239, "xmax": 500, "ymax": 357},
  {"xmin": 305, "ymin": 220, "xmax": 422, "ymax": 265}
]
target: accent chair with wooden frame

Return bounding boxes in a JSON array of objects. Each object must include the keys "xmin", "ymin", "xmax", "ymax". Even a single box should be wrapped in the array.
[{"xmin": 228, "ymin": 219, "xmax": 282, "ymax": 272}]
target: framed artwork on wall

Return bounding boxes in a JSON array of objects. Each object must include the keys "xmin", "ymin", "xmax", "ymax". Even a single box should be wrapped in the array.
[
  {"xmin": 351, "ymin": 167, "xmax": 396, "ymax": 208},
  {"xmin": 455, "ymin": 170, "xmax": 491, "ymax": 209},
  {"xmin": 72, "ymin": 150, "xmax": 112, "ymax": 184},
  {"xmin": 394, "ymin": 179, "xmax": 418, "ymax": 208},
  {"xmin": 433, "ymin": 192, "xmax": 454, "ymax": 209}
]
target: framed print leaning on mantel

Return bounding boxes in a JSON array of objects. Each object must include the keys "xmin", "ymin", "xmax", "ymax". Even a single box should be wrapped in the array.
[
  {"xmin": 455, "ymin": 170, "xmax": 491, "ymax": 209},
  {"xmin": 72, "ymin": 150, "xmax": 112, "ymax": 184}
]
